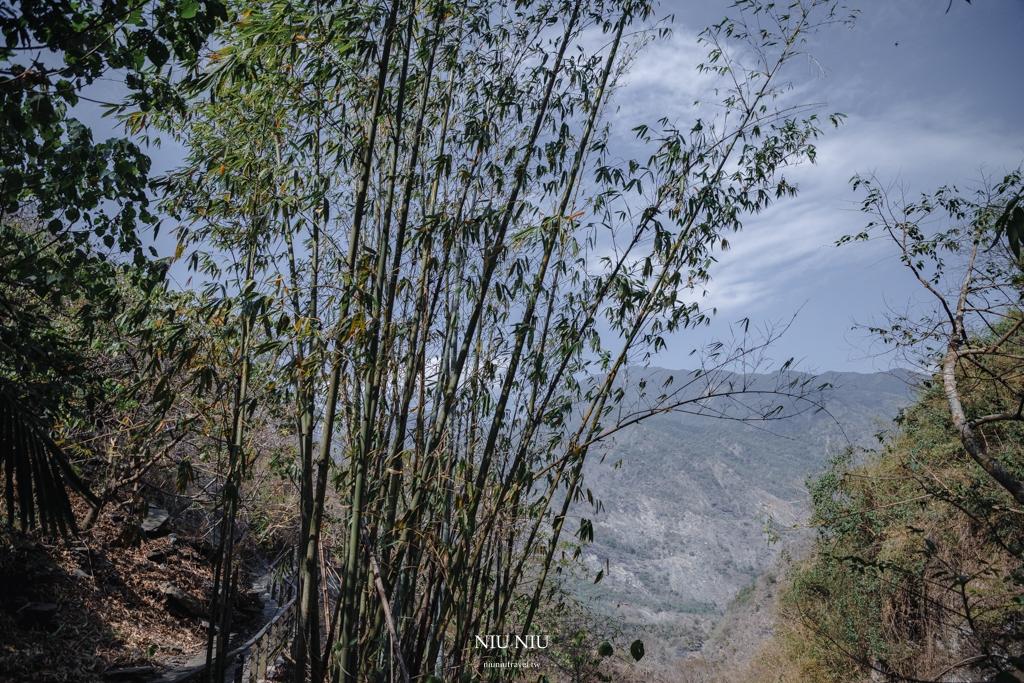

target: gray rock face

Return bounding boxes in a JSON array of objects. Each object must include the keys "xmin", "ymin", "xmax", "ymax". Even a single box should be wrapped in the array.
[
  {"xmin": 141, "ymin": 508, "xmax": 170, "ymax": 536},
  {"xmin": 571, "ymin": 370, "xmax": 913, "ymax": 655}
]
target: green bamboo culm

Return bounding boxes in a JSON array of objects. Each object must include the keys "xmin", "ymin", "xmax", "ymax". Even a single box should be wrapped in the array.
[{"xmin": 159, "ymin": 0, "xmax": 854, "ymax": 680}]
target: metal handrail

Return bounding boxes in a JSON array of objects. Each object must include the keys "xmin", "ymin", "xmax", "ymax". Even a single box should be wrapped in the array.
[
  {"xmin": 234, "ymin": 577, "xmax": 297, "ymax": 683},
  {"xmin": 161, "ymin": 560, "xmax": 297, "ymax": 683}
]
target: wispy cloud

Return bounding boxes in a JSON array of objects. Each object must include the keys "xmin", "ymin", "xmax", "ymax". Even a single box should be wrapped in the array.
[
  {"xmin": 702, "ymin": 105, "xmax": 1024, "ymax": 314},
  {"xmin": 606, "ymin": 1, "xmax": 1024, "ymax": 371},
  {"xmin": 609, "ymin": 27, "xmax": 718, "ymax": 132}
]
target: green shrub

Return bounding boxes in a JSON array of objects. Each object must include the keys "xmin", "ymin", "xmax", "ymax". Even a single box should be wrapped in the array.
[{"xmin": 778, "ymin": 380, "xmax": 1024, "ymax": 681}]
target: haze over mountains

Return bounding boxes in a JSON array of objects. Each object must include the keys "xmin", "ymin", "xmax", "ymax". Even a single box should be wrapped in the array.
[{"xmin": 570, "ymin": 369, "xmax": 914, "ymax": 658}]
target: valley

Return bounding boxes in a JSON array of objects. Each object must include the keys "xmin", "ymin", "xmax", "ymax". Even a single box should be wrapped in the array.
[{"xmin": 570, "ymin": 369, "xmax": 914, "ymax": 661}]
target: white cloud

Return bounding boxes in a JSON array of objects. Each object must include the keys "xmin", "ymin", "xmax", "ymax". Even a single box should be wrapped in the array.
[
  {"xmin": 596, "ymin": 1, "xmax": 1024, "ymax": 371},
  {"xmin": 701, "ymin": 105, "xmax": 1024, "ymax": 315},
  {"xmin": 610, "ymin": 27, "xmax": 719, "ymax": 132}
]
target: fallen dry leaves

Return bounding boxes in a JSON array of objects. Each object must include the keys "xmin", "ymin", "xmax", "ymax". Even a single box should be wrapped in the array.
[{"xmin": 0, "ymin": 497, "xmax": 263, "ymax": 683}]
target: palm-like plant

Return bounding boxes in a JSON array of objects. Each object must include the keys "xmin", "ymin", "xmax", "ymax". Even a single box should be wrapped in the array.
[{"xmin": 0, "ymin": 390, "xmax": 98, "ymax": 535}]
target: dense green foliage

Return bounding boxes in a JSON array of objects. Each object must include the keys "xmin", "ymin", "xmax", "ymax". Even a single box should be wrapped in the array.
[
  {"xmin": 0, "ymin": 0, "xmax": 225, "ymax": 225},
  {"xmin": 0, "ymin": 0, "xmax": 225, "ymax": 534},
  {"xmin": 0, "ymin": 215, "xmax": 146, "ymax": 533},
  {"xmin": 782, "ymin": 370, "xmax": 1024, "ymax": 682}
]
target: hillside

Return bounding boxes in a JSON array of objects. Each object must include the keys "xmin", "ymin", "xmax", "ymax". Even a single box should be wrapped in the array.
[
  {"xmin": 570, "ymin": 369, "xmax": 914, "ymax": 660},
  {"xmin": 752, "ymin": 375, "xmax": 1024, "ymax": 682},
  {"xmin": 0, "ymin": 496, "xmax": 285, "ymax": 683}
]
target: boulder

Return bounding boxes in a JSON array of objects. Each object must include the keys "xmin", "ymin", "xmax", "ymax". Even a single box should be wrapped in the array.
[
  {"xmin": 160, "ymin": 583, "xmax": 205, "ymax": 618},
  {"xmin": 141, "ymin": 508, "xmax": 170, "ymax": 536},
  {"xmin": 146, "ymin": 547, "xmax": 176, "ymax": 563}
]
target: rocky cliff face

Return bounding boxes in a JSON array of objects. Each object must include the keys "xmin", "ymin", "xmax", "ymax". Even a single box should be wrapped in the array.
[{"xmin": 569, "ymin": 370, "xmax": 913, "ymax": 659}]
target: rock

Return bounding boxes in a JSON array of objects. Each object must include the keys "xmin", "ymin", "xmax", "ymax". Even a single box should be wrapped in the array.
[
  {"xmin": 186, "ymin": 537, "xmax": 216, "ymax": 558},
  {"xmin": 32, "ymin": 569, "xmax": 58, "ymax": 583},
  {"xmin": 161, "ymin": 582, "xmax": 205, "ymax": 618},
  {"xmin": 102, "ymin": 666, "xmax": 155, "ymax": 682},
  {"xmin": 16, "ymin": 602, "xmax": 57, "ymax": 629},
  {"xmin": 146, "ymin": 547, "xmax": 176, "ymax": 563},
  {"xmin": 141, "ymin": 508, "xmax": 170, "ymax": 536},
  {"xmin": 72, "ymin": 568, "xmax": 91, "ymax": 579}
]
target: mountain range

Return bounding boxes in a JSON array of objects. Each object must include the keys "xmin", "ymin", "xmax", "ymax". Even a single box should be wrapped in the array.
[{"xmin": 568, "ymin": 368, "xmax": 915, "ymax": 660}]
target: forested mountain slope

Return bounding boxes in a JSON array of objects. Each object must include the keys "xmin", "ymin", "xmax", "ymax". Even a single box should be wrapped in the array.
[{"xmin": 758, "ymin": 377, "xmax": 1024, "ymax": 683}]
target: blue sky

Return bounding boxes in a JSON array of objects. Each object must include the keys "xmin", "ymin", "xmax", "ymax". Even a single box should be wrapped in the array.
[
  {"xmin": 75, "ymin": 0, "xmax": 1024, "ymax": 374},
  {"xmin": 628, "ymin": 0, "xmax": 1024, "ymax": 373}
]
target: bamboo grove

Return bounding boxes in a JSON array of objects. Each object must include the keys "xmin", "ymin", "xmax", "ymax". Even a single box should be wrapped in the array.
[{"xmin": 129, "ymin": 0, "xmax": 852, "ymax": 681}]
